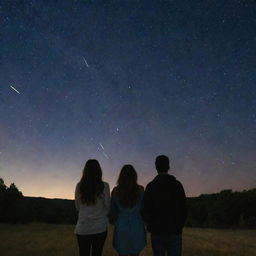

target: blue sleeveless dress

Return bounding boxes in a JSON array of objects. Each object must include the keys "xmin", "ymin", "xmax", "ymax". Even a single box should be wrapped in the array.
[{"xmin": 111, "ymin": 191, "xmax": 147, "ymax": 254}]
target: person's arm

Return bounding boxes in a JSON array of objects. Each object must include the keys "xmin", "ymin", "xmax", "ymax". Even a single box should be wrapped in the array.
[
  {"xmin": 109, "ymin": 187, "xmax": 118, "ymax": 224},
  {"xmin": 177, "ymin": 182, "xmax": 187, "ymax": 227},
  {"xmin": 75, "ymin": 183, "xmax": 80, "ymax": 211},
  {"xmin": 139, "ymin": 186, "xmax": 145, "ymax": 218},
  {"xmin": 103, "ymin": 183, "xmax": 111, "ymax": 213},
  {"xmin": 142, "ymin": 184, "xmax": 152, "ymax": 222}
]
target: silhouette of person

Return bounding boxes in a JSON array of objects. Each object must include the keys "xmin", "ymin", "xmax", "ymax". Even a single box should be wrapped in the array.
[
  {"xmin": 143, "ymin": 155, "xmax": 187, "ymax": 256},
  {"xmin": 74, "ymin": 159, "xmax": 110, "ymax": 256},
  {"xmin": 111, "ymin": 165, "xmax": 146, "ymax": 256}
]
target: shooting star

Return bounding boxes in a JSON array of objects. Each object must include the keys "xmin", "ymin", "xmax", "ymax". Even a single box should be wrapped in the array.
[
  {"xmin": 83, "ymin": 57, "xmax": 89, "ymax": 68},
  {"xmin": 99, "ymin": 143, "xmax": 105, "ymax": 150},
  {"xmin": 102, "ymin": 152, "xmax": 110, "ymax": 159},
  {"xmin": 10, "ymin": 86, "xmax": 21, "ymax": 94}
]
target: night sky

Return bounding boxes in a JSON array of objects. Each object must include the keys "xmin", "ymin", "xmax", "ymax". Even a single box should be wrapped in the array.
[{"xmin": 1, "ymin": 0, "xmax": 255, "ymax": 199}]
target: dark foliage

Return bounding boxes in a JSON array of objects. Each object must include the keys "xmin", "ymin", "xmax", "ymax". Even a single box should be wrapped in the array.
[
  {"xmin": 1, "ymin": 177, "xmax": 255, "ymax": 228},
  {"xmin": 0, "ymin": 178, "xmax": 23, "ymax": 223},
  {"xmin": 18, "ymin": 197, "xmax": 77, "ymax": 224},
  {"xmin": 0, "ymin": 177, "xmax": 76, "ymax": 224},
  {"xmin": 186, "ymin": 189, "xmax": 256, "ymax": 229}
]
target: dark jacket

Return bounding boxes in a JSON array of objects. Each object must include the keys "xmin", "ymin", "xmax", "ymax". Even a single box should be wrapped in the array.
[{"xmin": 143, "ymin": 174, "xmax": 187, "ymax": 235}]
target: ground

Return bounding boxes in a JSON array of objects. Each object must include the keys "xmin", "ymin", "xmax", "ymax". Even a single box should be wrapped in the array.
[{"xmin": 0, "ymin": 223, "xmax": 256, "ymax": 256}]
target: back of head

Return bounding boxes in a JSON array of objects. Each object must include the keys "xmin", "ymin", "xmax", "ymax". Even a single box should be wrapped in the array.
[
  {"xmin": 116, "ymin": 164, "xmax": 140, "ymax": 208},
  {"xmin": 155, "ymin": 155, "xmax": 170, "ymax": 173},
  {"xmin": 80, "ymin": 159, "xmax": 104, "ymax": 205}
]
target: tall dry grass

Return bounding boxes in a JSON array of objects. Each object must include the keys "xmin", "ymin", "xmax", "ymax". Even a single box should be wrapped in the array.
[{"xmin": 0, "ymin": 223, "xmax": 255, "ymax": 256}]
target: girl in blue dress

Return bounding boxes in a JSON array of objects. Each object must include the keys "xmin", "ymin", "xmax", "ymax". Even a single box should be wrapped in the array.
[{"xmin": 111, "ymin": 165, "xmax": 146, "ymax": 256}]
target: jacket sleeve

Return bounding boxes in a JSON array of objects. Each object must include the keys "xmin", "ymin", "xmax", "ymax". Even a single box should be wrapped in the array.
[
  {"xmin": 177, "ymin": 182, "xmax": 187, "ymax": 227},
  {"xmin": 142, "ymin": 184, "xmax": 153, "ymax": 222}
]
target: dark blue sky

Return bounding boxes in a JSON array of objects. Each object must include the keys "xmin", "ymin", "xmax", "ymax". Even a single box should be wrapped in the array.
[{"xmin": 0, "ymin": 0, "xmax": 255, "ymax": 198}]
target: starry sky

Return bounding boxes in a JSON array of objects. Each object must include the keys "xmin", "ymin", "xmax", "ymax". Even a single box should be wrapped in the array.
[{"xmin": 0, "ymin": 0, "xmax": 256, "ymax": 199}]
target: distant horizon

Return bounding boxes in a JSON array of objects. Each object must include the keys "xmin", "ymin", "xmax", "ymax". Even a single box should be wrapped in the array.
[
  {"xmin": 2, "ymin": 172, "xmax": 255, "ymax": 200},
  {"xmin": 21, "ymin": 185, "xmax": 256, "ymax": 201}
]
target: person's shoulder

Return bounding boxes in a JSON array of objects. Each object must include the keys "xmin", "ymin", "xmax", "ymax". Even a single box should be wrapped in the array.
[
  {"xmin": 148, "ymin": 175, "xmax": 160, "ymax": 185},
  {"xmin": 145, "ymin": 179, "xmax": 154, "ymax": 191},
  {"xmin": 172, "ymin": 178, "xmax": 185, "ymax": 194},
  {"xmin": 173, "ymin": 177, "xmax": 184, "ymax": 187}
]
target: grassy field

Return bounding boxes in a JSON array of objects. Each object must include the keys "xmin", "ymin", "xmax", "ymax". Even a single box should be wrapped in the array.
[{"xmin": 0, "ymin": 223, "xmax": 255, "ymax": 256}]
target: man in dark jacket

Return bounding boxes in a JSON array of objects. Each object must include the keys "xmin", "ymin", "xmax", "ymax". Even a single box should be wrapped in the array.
[{"xmin": 143, "ymin": 155, "xmax": 187, "ymax": 256}]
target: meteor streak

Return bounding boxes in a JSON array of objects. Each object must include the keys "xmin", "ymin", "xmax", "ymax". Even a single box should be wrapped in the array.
[
  {"xmin": 99, "ymin": 143, "xmax": 104, "ymax": 150},
  {"xmin": 83, "ymin": 57, "xmax": 89, "ymax": 68},
  {"xmin": 102, "ymin": 152, "xmax": 109, "ymax": 159},
  {"xmin": 10, "ymin": 86, "xmax": 21, "ymax": 94}
]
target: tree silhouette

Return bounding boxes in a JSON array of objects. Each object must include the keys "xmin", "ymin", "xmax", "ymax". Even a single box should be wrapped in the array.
[
  {"xmin": 0, "ymin": 178, "xmax": 7, "ymax": 192},
  {"xmin": 0, "ymin": 178, "xmax": 23, "ymax": 223}
]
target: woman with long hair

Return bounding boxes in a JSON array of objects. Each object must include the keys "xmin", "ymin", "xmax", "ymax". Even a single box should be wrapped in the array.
[
  {"xmin": 74, "ymin": 159, "xmax": 110, "ymax": 256},
  {"xmin": 111, "ymin": 165, "xmax": 146, "ymax": 256}
]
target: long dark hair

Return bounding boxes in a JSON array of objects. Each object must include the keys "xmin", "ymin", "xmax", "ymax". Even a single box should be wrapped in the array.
[
  {"xmin": 79, "ymin": 159, "xmax": 104, "ymax": 205},
  {"xmin": 116, "ymin": 165, "xmax": 140, "ymax": 208}
]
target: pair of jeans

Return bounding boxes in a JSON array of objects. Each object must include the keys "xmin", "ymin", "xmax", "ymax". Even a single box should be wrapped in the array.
[
  {"xmin": 151, "ymin": 233, "xmax": 182, "ymax": 256},
  {"xmin": 76, "ymin": 230, "xmax": 107, "ymax": 256}
]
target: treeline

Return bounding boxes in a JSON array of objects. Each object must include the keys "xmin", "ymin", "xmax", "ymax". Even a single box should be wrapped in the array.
[
  {"xmin": 186, "ymin": 189, "xmax": 256, "ymax": 229},
  {"xmin": 0, "ymin": 178, "xmax": 23, "ymax": 223},
  {"xmin": 0, "ymin": 178, "xmax": 255, "ymax": 228},
  {"xmin": 0, "ymin": 178, "xmax": 76, "ymax": 224}
]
